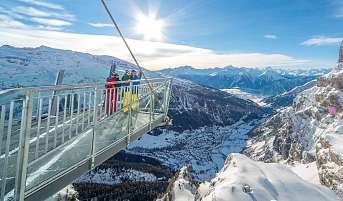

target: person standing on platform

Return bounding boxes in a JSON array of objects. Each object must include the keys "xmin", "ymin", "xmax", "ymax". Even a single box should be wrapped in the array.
[
  {"xmin": 130, "ymin": 70, "xmax": 140, "ymax": 111},
  {"xmin": 105, "ymin": 72, "xmax": 120, "ymax": 115}
]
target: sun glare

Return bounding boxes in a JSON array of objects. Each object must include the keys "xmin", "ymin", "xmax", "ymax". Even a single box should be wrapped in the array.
[{"xmin": 135, "ymin": 12, "xmax": 165, "ymax": 41}]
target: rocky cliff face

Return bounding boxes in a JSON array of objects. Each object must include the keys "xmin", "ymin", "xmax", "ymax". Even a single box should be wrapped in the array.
[
  {"xmin": 317, "ymin": 132, "xmax": 343, "ymax": 197},
  {"xmin": 244, "ymin": 67, "xmax": 343, "ymax": 196},
  {"xmin": 156, "ymin": 166, "xmax": 198, "ymax": 201}
]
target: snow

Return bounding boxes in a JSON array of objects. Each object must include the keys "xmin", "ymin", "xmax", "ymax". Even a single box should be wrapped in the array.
[
  {"xmin": 198, "ymin": 154, "xmax": 338, "ymax": 201},
  {"xmin": 128, "ymin": 119, "xmax": 263, "ymax": 181},
  {"xmin": 290, "ymin": 162, "xmax": 321, "ymax": 185},
  {"xmin": 245, "ymin": 67, "xmax": 343, "ymax": 198},
  {"xmin": 166, "ymin": 154, "xmax": 338, "ymax": 201},
  {"xmin": 0, "ymin": 45, "xmax": 158, "ymax": 90},
  {"xmin": 221, "ymin": 88, "xmax": 266, "ymax": 106},
  {"xmin": 325, "ymin": 133, "xmax": 343, "ymax": 156},
  {"xmin": 128, "ymin": 132, "xmax": 174, "ymax": 149},
  {"xmin": 170, "ymin": 167, "xmax": 196, "ymax": 201},
  {"xmin": 259, "ymin": 69, "xmax": 285, "ymax": 81},
  {"xmin": 157, "ymin": 166, "xmax": 198, "ymax": 201},
  {"xmin": 247, "ymin": 78, "xmax": 343, "ymax": 162}
]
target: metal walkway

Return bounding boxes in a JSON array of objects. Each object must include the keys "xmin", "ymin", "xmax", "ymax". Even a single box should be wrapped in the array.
[{"xmin": 0, "ymin": 78, "xmax": 172, "ymax": 201}]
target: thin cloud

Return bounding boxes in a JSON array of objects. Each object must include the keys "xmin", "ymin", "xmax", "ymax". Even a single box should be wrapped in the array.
[
  {"xmin": 0, "ymin": 14, "xmax": 28, "ymax": 29},
  {"xmin": 0, "ymin": 9, "xmax": 72, "ymax": 31},
  {"xmin": 19, "ymin": 0, "xmax": 64, "ymax": 10},
  {"xmin": 302, "ymin": 36, "xmax": 343, "ymax": 46},
  {"xmin": 36, "ymin": 25, "xmax": 63, "ymax": 31},
  {"xmin": 264, "ymin": 34, "xmax": 278, "ymax": 39},
  {"xmin": 88, "ymin": 23, "xmax": 114, "ymax": 28},
  {"xmin": 14, "ymin": 6, "xmax": 50, "ymax": 17},
  {"xmin": 0, "ymin": 27, "xmax": 312, "ymax": 70},
  {"xmin": 31, "ymin": 17, "xmax": 72, "ymax": 27},
  {"xmin": 0, "ymin": 6, "xmax": 25, "ymax": 20},
  {"xmin": 13, "ymin": 6, "xmax": 76, "ymax": 21}
]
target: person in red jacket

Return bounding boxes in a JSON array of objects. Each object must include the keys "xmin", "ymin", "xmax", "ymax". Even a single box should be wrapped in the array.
[{"xmin": 105, "ymin": 72, "xmax": 120, "ymax": 115}]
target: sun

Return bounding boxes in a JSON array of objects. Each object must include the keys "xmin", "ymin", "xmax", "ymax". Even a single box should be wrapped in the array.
[{"xmin": 135, "ymin": 12, "xmax": 165, "ymax": 41}]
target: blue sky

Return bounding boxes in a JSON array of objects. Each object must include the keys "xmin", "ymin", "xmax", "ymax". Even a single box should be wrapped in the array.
[{"xmin": 0, "ymin": 0, "xmax": 342, "ymax": 70}]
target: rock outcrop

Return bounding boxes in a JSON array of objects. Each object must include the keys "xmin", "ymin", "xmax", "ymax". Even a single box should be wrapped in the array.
[
  {"xmin": 157, "ymin": 166, "xmax": 198, "ymax": 201},
  {"xmin": 159, "ymin": 154, "xmax": 339, "ymax": 201},
  {"xmin": 317, "ymin": 132, "xmax": 343, "ymax": 198},
  {"xmin": 244, "ymin": 66, "xmax": 343, "ymax": 197}
]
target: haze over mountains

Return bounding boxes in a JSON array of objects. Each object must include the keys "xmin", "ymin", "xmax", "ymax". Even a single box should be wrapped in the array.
[{"xmin": 157, "ymin": 65, "xmax": 330, "ymax": 96}]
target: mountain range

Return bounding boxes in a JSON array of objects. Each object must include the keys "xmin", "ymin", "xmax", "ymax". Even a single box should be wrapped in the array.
[
  {"xmin": 157, "ymin": 65, "xmax": 329, "ymax": 96},
  {"xmin": 0, "ymin": 45, "xmax": 156, "ymax": 89}
]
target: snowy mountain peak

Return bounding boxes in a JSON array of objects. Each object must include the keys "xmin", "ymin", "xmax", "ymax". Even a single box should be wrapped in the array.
[
  {"xmin": 259, "ymin": 68, "xmax": 285, "ymax": 81},
  {"xmin": 1, "ymin": 45, "xmax": 14, "ymax": 49},
  {"xmin": 162, "ymin": 154, "xmax": 339, "ymax": 201},
  {"xmin": 0, "ymin": 45, "xmax": 159, "ymax": 89},
  {"xmin": 158, "ymin": 65, "xmax": 329, "ymax": 96}
]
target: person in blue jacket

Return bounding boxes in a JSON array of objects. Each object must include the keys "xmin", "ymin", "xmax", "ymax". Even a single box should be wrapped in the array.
[{"xmin": 130, "ymin": 70, "xmax": 140, "ymax": 90}]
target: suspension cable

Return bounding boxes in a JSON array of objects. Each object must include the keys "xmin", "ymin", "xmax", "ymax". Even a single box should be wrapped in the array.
[{"xmin": 100, "ymin": 0, "xmax": 154, "ymax": 92}]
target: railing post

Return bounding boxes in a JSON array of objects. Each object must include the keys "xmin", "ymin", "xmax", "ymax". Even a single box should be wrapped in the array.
[
  {"xmin": 161, "ymin": 80, "xmax": 168, "ymax": 113},
  {"xmin": 151, "ymin": 91, "xmax": 155, "ymax": 120},
  {"xmin": 127, "ymin": 82, "xmax": 132, "ymax": 145},
  {"xmin": 1, "ymin": 102, "xmax": 14, "ymax": 201},
  {"xmin": 89, "ymin": 87, "xmax": 98, "ymax": 169},
  {"xmin": 0, "ymin": 105, "xmax": 5, "ymax": 159},
  {"xmin": 163, "ymin": 79, "xmax": 172, "ymax": 120},
  {"xmin": 14, "ymin": 91, "xmax": 33, "ymax": 201},
  {"xmin": 149, "ymin": 92, "xmax": 153, "ymax": 130}
]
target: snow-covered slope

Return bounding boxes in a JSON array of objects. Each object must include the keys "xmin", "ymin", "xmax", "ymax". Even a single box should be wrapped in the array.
[
  {"xmin": 263, "ymin": 79, "xmax": 317, "ymax": 108},
  {"xmin": 244, "ymin": 67, "xmax": 343, "ymax": 197},
  {"xmin": 221, "ymin": 88, "xmax": 266, "ymax": 106},
  {"xmin": 162, "ymin": 154, "xmax": 339, "ymax": 201},
  {"xmin": 157, "ymin": 166, "xmax": 198, "ymax": 201},
  {"xmin": 245, "ymin": 68, "xmax": 343, "ymax": 160},
  {"xmin": 0, "ymin": 45, "xmax": 156, "ymax": 89}
]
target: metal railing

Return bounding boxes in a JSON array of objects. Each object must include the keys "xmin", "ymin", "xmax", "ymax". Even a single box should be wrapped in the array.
[{"xmin": 0, "ymin": 78, "xmax": 172, "ymax": 201}]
